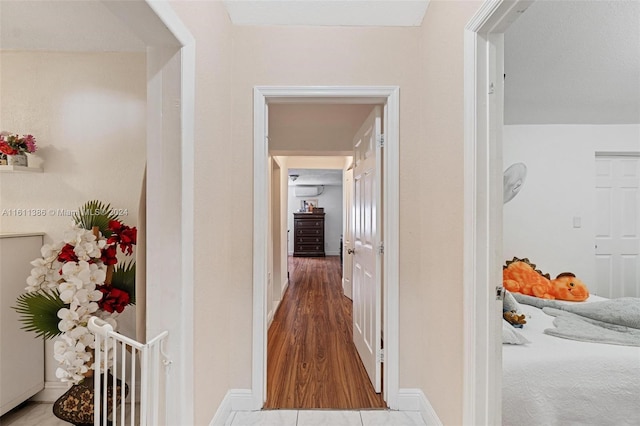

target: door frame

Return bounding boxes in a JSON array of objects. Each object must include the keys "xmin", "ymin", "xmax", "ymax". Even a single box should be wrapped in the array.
[
  {"xmin": 102, "ymin": 1, "xmax": 195, "ymax": 423},
  {"xmin": 463, "ymin": 0, "xmax": 534, "ymax": 424},
  {"xmin": 253, "ymin": 86, "xmax": 400, "ymax": 409}
]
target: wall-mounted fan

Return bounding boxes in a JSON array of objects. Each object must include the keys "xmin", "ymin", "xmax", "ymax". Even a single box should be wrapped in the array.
[{"xmin": 503, "ymin": 162, "xmax": 527, "ymax": 204}]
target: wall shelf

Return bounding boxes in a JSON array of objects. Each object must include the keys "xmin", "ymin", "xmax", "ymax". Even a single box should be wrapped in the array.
[{"xmin": 0, "ymin": 165, "xmax": 43, "ymax": 173}]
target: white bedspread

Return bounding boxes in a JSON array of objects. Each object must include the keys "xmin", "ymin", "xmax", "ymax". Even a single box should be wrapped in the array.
[{"xmin": 503, "ymin": 296, "xmax": 640, "ymax": 426}]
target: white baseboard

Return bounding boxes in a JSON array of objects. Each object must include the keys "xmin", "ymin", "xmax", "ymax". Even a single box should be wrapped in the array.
[
  {"xmin": 209, "ymin": 389, "xmax": 255, "ymax": 425},
  {"xmin": 267, "ymin": 301, "xmax": 278, "ymax": 327},
  {"xmin": 209, "ymin": 390, "xmax": 233, "ymax": 426},
  {"xmin": 229, "ymin": 389, "xmax": 255, "ymax": 411},
  {"xmin": 398, "ymin": 388, "xmax": 442, "ymax": 426},
  {"xmin": 30, "ymin": 381, "xmax": 70, "ymax": 402},
  {"xmin": 281, "ymin": 278, "xmax": 288, "ymax": 294},
  {"xmin": 326, "ymin": 250, "xmax": 340, "ymax": 256}
]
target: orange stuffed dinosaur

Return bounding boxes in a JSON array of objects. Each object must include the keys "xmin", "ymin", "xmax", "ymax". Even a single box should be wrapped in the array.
[{"xmin": 503, "ymin": 257, "xmax": 589, "ymax": 301}]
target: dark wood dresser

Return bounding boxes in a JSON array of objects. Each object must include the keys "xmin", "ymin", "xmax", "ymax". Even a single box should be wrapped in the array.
[{"xmin": 293, "ymin": 212, "xmax": 325, "ymax": 257}]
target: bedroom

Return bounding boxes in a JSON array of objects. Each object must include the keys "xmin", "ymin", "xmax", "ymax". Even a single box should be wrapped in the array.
[{"xmin": 501, "ymin": 1, "xmax": 640, "ymax": 425}]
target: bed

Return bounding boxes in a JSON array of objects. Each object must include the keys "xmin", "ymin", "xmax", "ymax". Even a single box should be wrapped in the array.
[{"xmin": 502, "ymin": 295, "xmax": 640, "ymax": 426}]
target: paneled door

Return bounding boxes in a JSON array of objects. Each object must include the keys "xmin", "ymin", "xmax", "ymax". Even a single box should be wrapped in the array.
[
  {"xmin": 352, "ymin": 106, "xmax": 382, "ymax": 392},
  {"xmin": 343, "ymin": 167, "xmax": 354, "ymax": 300},
  {"xmin": 595, "ymin": 154, "xmax": 640, "ymax": 297}
]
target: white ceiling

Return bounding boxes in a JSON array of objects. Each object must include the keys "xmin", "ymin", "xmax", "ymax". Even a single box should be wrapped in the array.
[
  {"xmin": 223, "ymin": 0, "xmax": 430, "ymax": 26},
  {"xmin": 505, "ymin": 0, "xmax": 640, "ymax": 124}
]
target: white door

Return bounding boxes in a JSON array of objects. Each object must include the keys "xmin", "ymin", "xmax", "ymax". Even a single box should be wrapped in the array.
[
  {"xmin": 343, "ymin": 167, "xmax": 354, "ymax": 300},
  {"xmin": 595, "ymin": 154, "xmax": 640, "ymax": 297},
  {"xmin": 352, "ymin": 106, "xmax": 382, "ymax": 393}
]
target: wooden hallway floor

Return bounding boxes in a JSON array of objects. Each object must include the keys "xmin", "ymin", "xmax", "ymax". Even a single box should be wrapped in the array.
[{"xmin": 265, "ymin": 256, "xmax": 386, "ymax": 409}]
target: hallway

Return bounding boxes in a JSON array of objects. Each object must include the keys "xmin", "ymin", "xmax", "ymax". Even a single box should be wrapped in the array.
[{"xmin": 265, "ymin": 256, "xmax": 386, "ymax": 409}]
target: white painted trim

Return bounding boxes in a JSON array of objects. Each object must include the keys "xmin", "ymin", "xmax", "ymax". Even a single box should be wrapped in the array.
[
  {"xmin": 208, "ymin": 390, "xmax": 233, "ymax": 426},
  {"xmin": 229, "ymin": 389, "xmax": 256, "ymax": 411},
  {"xmin": 397, "ymin": 389, "xmax": 442, "ymax": 426},
  {"xmin": 104, "ymin": 1, "xmax": 196, "ymax": 424},
  {"xmin": 463, "ymin": 1, "xmax": 533, "ymax": 425},
  {"xmin": 208, "ymin": 389, "xmax": 256, "ymax": 426},
  {"xmin": 253, "ymin": 86, "xmax": 400, "ymax": 410}
]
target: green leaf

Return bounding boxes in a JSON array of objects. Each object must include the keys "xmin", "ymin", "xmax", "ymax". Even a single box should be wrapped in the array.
[
  {"xmin": 13, "ymin": 290, "xmax": 66, "ymax": 340},
  {"xmin": 72, "ymin": 200, "xmax": 120, "ymax": 237},
  {"xmin": 111, "ymin": 260, "xmax": 136, "ymax": 305}
]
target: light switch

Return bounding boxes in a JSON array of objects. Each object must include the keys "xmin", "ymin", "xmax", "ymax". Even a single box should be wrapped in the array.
[{"xmin": 573, "ymin": 216, "xmax": 581, "ymax": 228}]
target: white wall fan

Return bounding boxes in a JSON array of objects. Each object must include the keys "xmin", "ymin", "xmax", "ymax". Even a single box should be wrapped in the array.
[{"xmin": 503, "ymin": 162, "xmax": 527, "ymax": 204}]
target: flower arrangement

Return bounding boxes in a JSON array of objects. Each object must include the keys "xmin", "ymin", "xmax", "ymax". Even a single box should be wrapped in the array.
[
  {"xmin": 14, "ymin": 201, "xmax": 136, "ymax": 384},
  {"xmin": 0, "ymin": 130, "xmax": 38, "ymax": 155}
]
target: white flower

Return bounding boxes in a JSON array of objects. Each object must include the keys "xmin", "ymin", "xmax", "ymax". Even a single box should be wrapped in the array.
[
  {"xmin": 58, "ymin": 280, "xmax": 79, "ymax": 304},
  {"xmin": 74, "ymin": 241, "xmax": 102, "ymax": 261},
  {"xmin": 57, "ymin": 308, "xmax": 79, "ymax": 332},
  {"xmin": 41, "ymin": 242, "xmax": 63, "ymax": 261},
  {"xmin": 88, "ymin": 263, "xmax": 106, "ymax": 287}
]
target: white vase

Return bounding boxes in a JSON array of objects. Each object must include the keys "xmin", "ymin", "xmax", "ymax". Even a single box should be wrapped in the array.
[{"xmin": 7, "ymin": 153, "xmax": 27, "ymax": 166}]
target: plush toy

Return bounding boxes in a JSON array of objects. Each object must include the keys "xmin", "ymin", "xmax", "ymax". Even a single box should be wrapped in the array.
[
  {"xmin": 503, "ymin": 310, "xmax": 527, "ymax": 328},
  {"xmin": 503, "ymin": 257, "xmax": 589, "ymax": 301}
]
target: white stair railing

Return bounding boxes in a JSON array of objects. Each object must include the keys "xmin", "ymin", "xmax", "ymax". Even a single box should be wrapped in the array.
[{"xmin": 88, "ymin": 317, "xmax": 170, "ymax": 426}]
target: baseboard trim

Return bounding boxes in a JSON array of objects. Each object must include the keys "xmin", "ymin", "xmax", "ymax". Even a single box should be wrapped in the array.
[
  {"xmin": 229, "ymin": 389, "xmax": 255, "ymax": 411},
  {"xmin": 209, "ymin": 390, "xmax": 233, "ymax": 426},
  {"xmin": 209, "ymin": 389, "xmax": 256, "ymax": 426},
  {"xmin": 30, "ymin": 381, "xmax": 70, "ymax": 402},
  {"xmin": 398, "ymin": 388, "xmax": 442, "ymax": 426}
]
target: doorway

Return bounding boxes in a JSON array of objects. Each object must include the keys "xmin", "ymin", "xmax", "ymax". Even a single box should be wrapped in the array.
[
  {"xmin": 463, "ymin": 1, "xmax": 531, "ymax": 424},
  {"xmin": 253, "ymin": 86, "xmax": 400, "ymax": 410}
]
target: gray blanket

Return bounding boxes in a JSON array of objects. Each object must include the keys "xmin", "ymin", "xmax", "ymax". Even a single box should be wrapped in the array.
[{"xmin": 512, "ymin": 293, "xmax": 640, "ymax": 346}]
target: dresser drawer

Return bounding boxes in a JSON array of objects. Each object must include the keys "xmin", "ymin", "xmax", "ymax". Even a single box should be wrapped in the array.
[
  {"xmin": 296, "ymin": 236, "xmax": 323, "ymax": 244},
  {"xmin": 295, "ymin": 219, "xmax": 324, "ymax": 228},
  {"xmin": 296, "ymin": 227, "xmax": 323, "ymax": 236},
  {"xmin": 295, "ymin": 243, "xmax": 324, "ymax": 253}
]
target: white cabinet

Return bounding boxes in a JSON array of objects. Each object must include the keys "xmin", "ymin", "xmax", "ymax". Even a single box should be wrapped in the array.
[{"xmin": 0, "ymin": 233, "xmax": 45, "ymax": 415}]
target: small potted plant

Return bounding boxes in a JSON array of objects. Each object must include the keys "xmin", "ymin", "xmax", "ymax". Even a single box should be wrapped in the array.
[{"xmin": 0, "ymin": 131, "xmax": 37, "ymax": 166}]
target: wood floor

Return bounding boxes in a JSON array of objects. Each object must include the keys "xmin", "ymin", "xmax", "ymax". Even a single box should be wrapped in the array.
[{"xmin": 265, "ymin": 256, "xmax": 386, "ymax": 409}]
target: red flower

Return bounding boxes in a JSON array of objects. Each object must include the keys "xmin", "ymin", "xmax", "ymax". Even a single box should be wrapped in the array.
[
  {"xmin": 58, "ymin": 244, "xmax": 79, "ymax": 263},
  {"xmin": 0, "ymin": 140, "xmax": 18, "ymax": 155},
  {"xmin": 107, "ymin": 220, "xmax": 137, "ymax": 255},
  {"xmin": 96, "ymin": 285, "xmax": 130, "ymax": 313},
  {"xmin": 100, "ymin": 245, "xmax": 118, "ymax": 266}
]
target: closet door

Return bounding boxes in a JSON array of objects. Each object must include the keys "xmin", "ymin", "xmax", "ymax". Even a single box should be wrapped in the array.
[{"xmin": 595, "ymin": 154, "xmax": 640, "ymax": 297}]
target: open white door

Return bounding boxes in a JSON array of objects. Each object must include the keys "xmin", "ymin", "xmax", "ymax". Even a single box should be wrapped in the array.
[
  {"xmin": 343, "ymin": 167, "xmax": 354, "ymax": 300},
  {"xmin": 352, "ymin": 106, "xmax": 382, "ymax": 393}
]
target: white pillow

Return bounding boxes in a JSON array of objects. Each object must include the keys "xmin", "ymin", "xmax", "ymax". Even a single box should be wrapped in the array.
[{"xmin": 502, "ymin": 319, "xmax": 530, "ymax": 345}]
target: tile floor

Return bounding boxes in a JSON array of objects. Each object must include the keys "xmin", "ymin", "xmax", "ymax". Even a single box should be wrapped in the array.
[
  {"xmin": 0, "ymin": 402, "xmax": 140, "ymax": 426},
  {"xmin": 226, "ymin": 409, "xmax": 426, "ymax": 426},
  {"xmin": 1, "ymin": 403, "xmax": 427, "ymax": 426}
]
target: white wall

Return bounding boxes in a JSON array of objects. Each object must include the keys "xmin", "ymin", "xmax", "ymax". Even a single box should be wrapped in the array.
[
  {"xmin": 0, "ymin": 51, "xmax": 146, "ymax": 398},
  {"xmin": 503, "ymin": 124, "xmax": 640, "ymax": 294},
  {"xmin": 288, "ymin": 184, "xmax": 343, "ymax": 256}
]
